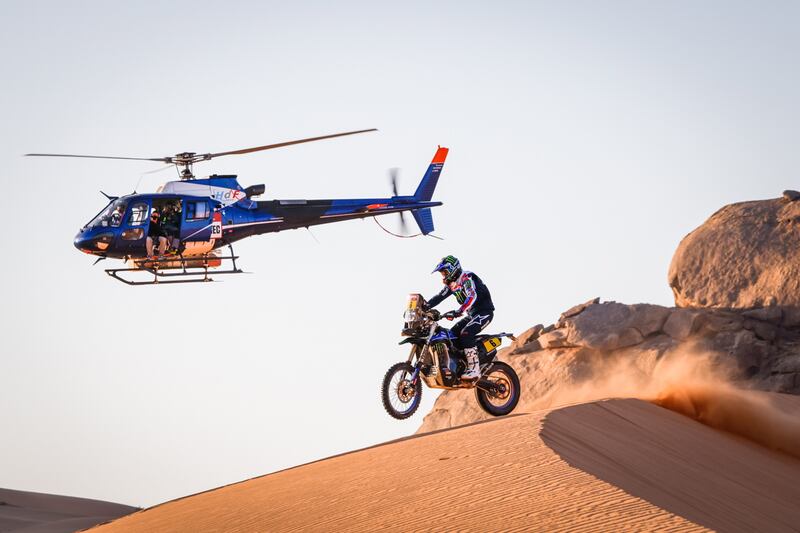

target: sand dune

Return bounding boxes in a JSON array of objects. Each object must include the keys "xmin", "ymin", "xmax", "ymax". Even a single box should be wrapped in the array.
[
  {"xmin": 0, "ymin": 488, "xmax": 137, "ymax": 533},
  {"xmin": 90, "ymin": 396, "xmax": 800, "ymax": 533}
]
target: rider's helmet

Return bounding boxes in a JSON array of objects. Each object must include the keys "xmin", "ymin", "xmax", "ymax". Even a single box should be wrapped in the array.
[{"xmin": 432, "ymin": 255, "xmax": 462, "ymax": 284}]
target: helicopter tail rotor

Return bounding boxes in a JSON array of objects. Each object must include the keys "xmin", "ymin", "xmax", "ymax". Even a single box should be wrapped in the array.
[{"xmin": 389, "ymin": 168, "xmax": 409, "ymax": 234}]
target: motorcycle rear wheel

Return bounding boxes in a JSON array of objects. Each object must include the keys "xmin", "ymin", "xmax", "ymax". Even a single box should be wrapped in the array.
[
  {"xmin": 475, "ymin": 361, "xmax": 520, "ymax": 417},
  {"xmin": 381, "ymin": 362, "xmax": 422, "ymax": 420}
]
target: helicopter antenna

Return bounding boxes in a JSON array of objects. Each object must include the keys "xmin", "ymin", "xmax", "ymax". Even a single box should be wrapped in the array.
[
  {"xmin": 134, "ymin": 164, "xmax": 172, "ymax": 192},
  {"xmin": 305, "ymin": 227, "xmax": 321, "ymax": 244},
  {"xmin": 25, "ymin": 128, "xmax": 378, "ymax": 181}
]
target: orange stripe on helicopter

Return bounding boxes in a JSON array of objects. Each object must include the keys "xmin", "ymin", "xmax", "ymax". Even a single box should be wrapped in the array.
[
  {"xmin": 431, "ymin": 146, "xmax": 449, "ymax": 164},
  {"xmin": 366, "ymin": 203, "xmax": 389, "ymax": 210}
]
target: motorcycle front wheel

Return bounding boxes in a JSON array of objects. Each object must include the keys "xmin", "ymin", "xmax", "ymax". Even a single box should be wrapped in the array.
[
  {"xmin": 475, "ymin": 361, "xmax": 520, "ymax": 417},
  {"xmin": 381, "ymin": 362, "xmax": 422, "ymax": 420}
]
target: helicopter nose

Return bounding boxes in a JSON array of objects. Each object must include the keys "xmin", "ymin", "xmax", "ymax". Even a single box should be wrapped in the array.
[
  {"xmin": 74, "ymin": 231, "xmax": 114, "ymax": 254},
  {"xmin": 74, "ymin": 233, "xmax": 93, "ymax": 253}
]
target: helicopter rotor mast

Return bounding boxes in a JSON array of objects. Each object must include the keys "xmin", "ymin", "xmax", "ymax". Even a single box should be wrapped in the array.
[{"xmin": 25, "ymin": 128, "xmax": 378, "ymax": 180}]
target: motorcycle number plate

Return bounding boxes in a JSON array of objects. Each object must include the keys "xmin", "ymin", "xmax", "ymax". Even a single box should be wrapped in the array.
[{"xmin": 483, "ymin": 337, "xmax": 502, "ymax": 351}]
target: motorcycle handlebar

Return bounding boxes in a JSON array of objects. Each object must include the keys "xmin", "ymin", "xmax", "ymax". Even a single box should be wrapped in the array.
[{"xmin": 425, "ymin": 309, "xmax": 441, "ymax": 321}]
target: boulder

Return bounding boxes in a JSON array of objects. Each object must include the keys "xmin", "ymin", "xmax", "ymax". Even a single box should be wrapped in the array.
[
  {"xmin": 514, "ymin": 324, "xmax": 544, "ymax": 347},
  {"xmin": 742, "ymin": 319, "xmax": 778, "ymax": 342},
  {"xmin": 512, "ymin": 339, "xmax": 542, "ymax": 355},
  {"xmin": 742, "ymin": 307, "xmax": 783, "ymax": 324},
  {"xmin": 669, "ymin": 197, "xmax": 800, "ymax": 309},
  {"xmin": 559, "ymin": 297, "xmax": 600, "ymax": 321},
  {"xmin": 538, "ymin": 329, "xmax": 572, "ymax": 349},
  {"xmin": 628, "ymin": 304, "xmax": 672, "ymax": 336},
  {"xmin": 696, "ymin": 312, "xmax": 744, "ymax": 335},
  {"xmin": 563, "ymin": 302, "xmax": 668, "ymax": 350},
  {"xmin": 781, "ymin": 307, "xmax": 800, "ymax": 328},
  {"xmin": 663, "ymin": 309, "xmax": 700, "ymax": 340},
  {"xmin": 783, "ymin": 190, "xmax": 800, "ymax": 202}
]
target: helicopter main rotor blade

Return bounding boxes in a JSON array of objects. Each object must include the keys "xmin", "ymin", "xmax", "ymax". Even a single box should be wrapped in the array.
[
  {"xmin": 24, "ymin": 153, "xmax": 170, "ymax": 162},
  {"xmin": 25, "ymin": 128, "xmax": 378, "ymax": 171},
  {"xmin": 206, "ymin": 128, "xmax": 378, "ymax": 159}
]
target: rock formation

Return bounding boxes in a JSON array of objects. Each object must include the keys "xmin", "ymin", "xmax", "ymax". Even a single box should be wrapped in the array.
[
  {"xmin": 418, "ymin": 192, "xmax": 800, "ymax": 433},
  {"xmin": 669, "ymin": 192, "xmax": 800, "ymax": 308},
  {"xmin": 418, "ymin": 298, "xmax": 800, "ymax": 433}
]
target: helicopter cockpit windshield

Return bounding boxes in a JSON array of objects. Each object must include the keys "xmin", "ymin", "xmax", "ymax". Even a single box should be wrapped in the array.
[{"xmin": 86, "ymin": 199, "xmax": 128, "ymax": 229}]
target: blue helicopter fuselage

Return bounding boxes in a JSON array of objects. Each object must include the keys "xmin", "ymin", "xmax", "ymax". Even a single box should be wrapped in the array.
[{"xmin": 74, "ymin": 147, "xmax": 447, "ymax": 260}]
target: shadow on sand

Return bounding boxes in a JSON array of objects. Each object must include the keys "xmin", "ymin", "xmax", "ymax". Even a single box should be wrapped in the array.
[{"xmin": 540, "ymin": 398, "xmax": 800, "ymax": 533}]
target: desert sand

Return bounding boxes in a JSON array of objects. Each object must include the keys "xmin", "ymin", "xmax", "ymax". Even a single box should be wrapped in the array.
[
  {"xmin": 0, "ymin": 488, "xmax": 137, "ymax": 532},
  {"xmin": 90, "ymin": 394, "xmax": 800, "ymax": 533}
]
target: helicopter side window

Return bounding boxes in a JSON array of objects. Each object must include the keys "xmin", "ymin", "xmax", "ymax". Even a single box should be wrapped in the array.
[
  {"xmin": 128, "ymin": 203, "xmax": 150, "ymax": 226},
  {"xmin": 186, "ymin": 201, "xmax": 210, "ymax": 221}
]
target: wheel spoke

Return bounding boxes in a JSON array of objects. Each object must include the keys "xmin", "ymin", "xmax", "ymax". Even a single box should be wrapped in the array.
[
  {"xmin": 389, "ymin": 371, "xmax": 415, "ymax": 412},
  {"xmin": 382, "ymin": 362, "xmax": 422, "ymax": 419}
]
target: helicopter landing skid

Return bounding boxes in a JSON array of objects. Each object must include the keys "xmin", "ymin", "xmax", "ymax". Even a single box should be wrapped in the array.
[{"xmin": 104, "ymin": 245, "xmax": 246, "ymax": 286}]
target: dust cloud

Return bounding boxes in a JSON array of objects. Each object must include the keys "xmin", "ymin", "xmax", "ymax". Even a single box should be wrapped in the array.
[{"xmin": 531, "ymin": 348, "xmax": 800, "ymax": 458}]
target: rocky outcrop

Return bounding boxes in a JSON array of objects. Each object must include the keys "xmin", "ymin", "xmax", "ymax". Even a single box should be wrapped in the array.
[
  {"xmin": 417, "ymin": 298, "xmax": 800, "ymax": 433},
  {"xmin": 669, "ymin": 194, "xmax": 800, "ymax": 308},
  {"xmin": 417, "ymin": 191, "xmax": 800, "ymax": 434}
]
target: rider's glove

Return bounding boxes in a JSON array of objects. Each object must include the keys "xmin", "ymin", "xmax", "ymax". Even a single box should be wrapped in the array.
[{"xmin": 443, "ymin": 310, "xmax": 462, "ymax": 321}]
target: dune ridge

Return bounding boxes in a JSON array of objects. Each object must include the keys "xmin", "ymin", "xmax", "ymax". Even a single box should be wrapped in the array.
[
  {"xmin": 0, "ymin": 488, "xmax": 137, "ymax": 533},
  {"xmin": 90, "ymin": 392, "xmax": 800, "ymax": 533}
]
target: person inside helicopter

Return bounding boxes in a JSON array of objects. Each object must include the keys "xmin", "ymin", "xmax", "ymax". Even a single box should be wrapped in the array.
[
  {"xmin": 86, "ymin": 199, "xmax": 127, "ymax": 229},
  {"xmin": 146, "ymin": 210, "xmax": 168, "ymax": 259},
  {"xmin": 109, "ymin": 203, "xmax": 126, "ymax": 227},
  {"xmin": 160, "ymin": 201, "xmax": 182, "ymax": 254}
]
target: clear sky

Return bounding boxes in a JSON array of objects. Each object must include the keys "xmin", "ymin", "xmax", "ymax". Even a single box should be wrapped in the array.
[{"xmin": 1, "ymin": 0, "xmax": 798, "ymax": 507}]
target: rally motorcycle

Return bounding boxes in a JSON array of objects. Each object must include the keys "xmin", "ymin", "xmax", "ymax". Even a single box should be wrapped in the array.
[{"xmin": 381, "ymin": 294, "xmax": 521, "ymax": 420}]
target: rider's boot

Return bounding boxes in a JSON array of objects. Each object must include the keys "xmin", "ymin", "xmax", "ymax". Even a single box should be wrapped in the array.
[{"xmin": 461, "ymin": 347, "xmax": 480, "ymax": 381}]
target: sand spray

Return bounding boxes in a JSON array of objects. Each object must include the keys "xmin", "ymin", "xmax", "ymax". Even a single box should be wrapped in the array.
[{"xmin": 527, "ymin": 347, "xmax": 800, "ymax": 458}]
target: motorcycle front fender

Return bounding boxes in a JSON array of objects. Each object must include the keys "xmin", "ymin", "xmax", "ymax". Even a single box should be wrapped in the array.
[{"xmin": 398, "ymin": 338, "xmax": 426, "ymax": 346}]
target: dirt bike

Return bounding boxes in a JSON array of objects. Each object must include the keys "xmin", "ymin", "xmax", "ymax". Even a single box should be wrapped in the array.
[{"xmin": 381, "ymin": 293, "xmax": 521, "ymax": 420}]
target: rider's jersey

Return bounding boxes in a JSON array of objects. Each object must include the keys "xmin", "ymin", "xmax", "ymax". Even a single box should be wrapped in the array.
[{"xmin": 428, "ymin": 271, "xmax": 495, "ymax": 316}]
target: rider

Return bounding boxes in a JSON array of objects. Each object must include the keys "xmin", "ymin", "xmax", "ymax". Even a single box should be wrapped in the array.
[{"xmin": 427, "ymin": 255, "xmax": 495, "ymax": 381}]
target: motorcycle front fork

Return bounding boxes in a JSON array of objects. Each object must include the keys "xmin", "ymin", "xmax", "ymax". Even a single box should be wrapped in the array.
[
  {"xmin": 407, "ymin": 345, "xmax": 422, "ymax": 385},
  {"xmin": 410, "ymin": 364, "xmax": 421, "ymax": 386}
]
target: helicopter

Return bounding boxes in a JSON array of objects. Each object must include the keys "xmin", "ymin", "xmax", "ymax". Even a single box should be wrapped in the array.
[{"xmin": 26, "ymin": 129, "xmax": 449, "ymax": 285}]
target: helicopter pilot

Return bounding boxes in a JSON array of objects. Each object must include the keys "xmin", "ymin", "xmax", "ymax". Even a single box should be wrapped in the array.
[
  {"xmin": 110, "ymin": 204, "xmax": 125, "ymax": 227},
  {"xmin": 146, "ymin": 210, "xmax": 168, "ymax": 258}
]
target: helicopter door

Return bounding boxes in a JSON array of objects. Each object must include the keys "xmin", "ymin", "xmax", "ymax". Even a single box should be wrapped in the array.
[
  {"xmin": 181, "ymin": 199, "xmax": 214, "ymax": 255},
  {"xmin": 117, "ymin": 200, "xmax": 151, "ymax": 255}
]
